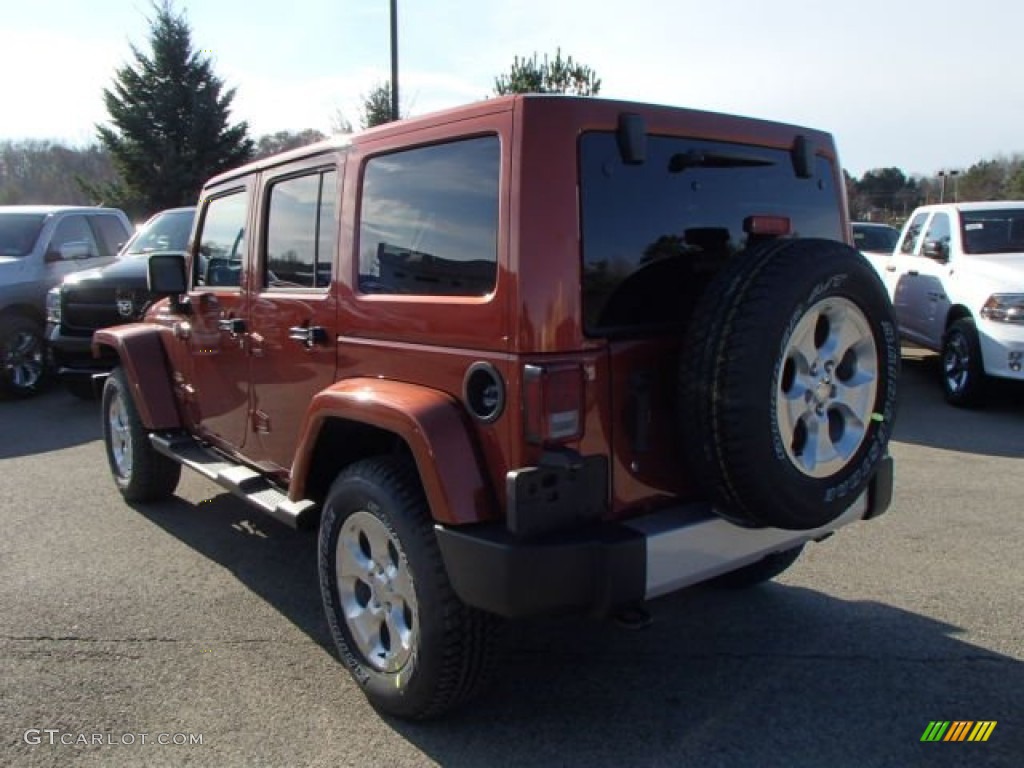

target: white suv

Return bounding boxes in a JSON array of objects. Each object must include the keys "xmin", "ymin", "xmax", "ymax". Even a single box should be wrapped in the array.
[{"xmin": 877, "ymin": 201, "xmax": 1024, "ymax": 405}]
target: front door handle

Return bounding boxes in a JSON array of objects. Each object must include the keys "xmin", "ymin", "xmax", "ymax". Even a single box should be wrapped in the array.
[
  {"xmin": 288, "ymin": 325, "xmax": 328, "ymax": 348},
  {"xmin": 885, "ymin": 264, "xmax": 897, "ymax": 272},
  {"xmin": 907, "ymin": 270, "xmax": 920, "ymax": 276},
  {"xmin": 218, "ymin": 317, "xmax": 246, "ymax": 335}
]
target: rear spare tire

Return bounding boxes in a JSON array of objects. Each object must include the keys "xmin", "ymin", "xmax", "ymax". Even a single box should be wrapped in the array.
[{"xmin": 680, "ymin": 238, "xmax": 899, "ymax": 530}]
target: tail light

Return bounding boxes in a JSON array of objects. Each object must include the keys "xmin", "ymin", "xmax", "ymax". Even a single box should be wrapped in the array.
[{"xmin": 523, "ymin": 364, "xmax": 584, "ymax": 445}]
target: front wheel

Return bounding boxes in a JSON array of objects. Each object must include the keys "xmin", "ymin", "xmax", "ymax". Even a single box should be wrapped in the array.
[
  {"xmin": 102, "ymin": 368, "xmax": 181, "ymax": 502},
  {"xmin": 318, "ymin": 457, "xmax": 500, "ymax": 720},
  {"xmin": 0, "ymin": 315, "xmax": 48, "ymax": 398},
  {"xmin": 941, "ymin": 318, "xmax": 987, "ymax": 407}
]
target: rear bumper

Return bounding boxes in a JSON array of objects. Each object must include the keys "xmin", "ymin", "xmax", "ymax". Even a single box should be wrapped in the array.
[{"xmin": 436, "ymin": 456, "xmax": 894, "ymax": 618}]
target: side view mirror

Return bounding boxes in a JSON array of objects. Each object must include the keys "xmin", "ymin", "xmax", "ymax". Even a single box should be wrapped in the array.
[
  {"xmin": 148, "ymin": 252, "xmax": 189, "ymax": 312},
  {"xmin": 922, "ymin": 239, "xmax": 949, "ymax": 262},
  {"xmin": 46, "ymin": 241, "xmax": 92, "ymax": 262}
]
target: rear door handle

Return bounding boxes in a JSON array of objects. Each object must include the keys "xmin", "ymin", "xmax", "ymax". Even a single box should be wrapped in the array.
[
  {"xmin": 885, "ymin": 264, "xmax": 896, "ymax": 272},
  {"xmin": 218, "ymin": 317, "xmax": 246, "ymax": 335},
  {"xmin": 288, "ymin": 325, "xmax": 328, "ymax": 347}
]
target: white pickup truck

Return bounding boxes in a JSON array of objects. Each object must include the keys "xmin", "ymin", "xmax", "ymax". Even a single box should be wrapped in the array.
[{"xmin": 873, "ymin": 202, "xmax": 1024, "ymax": 405}]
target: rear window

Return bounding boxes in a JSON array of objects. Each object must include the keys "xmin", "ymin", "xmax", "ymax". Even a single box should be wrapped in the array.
[
  {"xmin": 960, "ymin": 208, "xmax": 1024, "ymax": 255},
  {"xmin": 579, "ymin": 133, "xmax": 843, "ymax": 334},
  {"xmin": 0, "ymin": 213, "xmax": 46, "ymax": 257}
]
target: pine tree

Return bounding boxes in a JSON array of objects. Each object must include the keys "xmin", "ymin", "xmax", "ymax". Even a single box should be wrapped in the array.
[
  {"xmin": 361, "ymin": 81, "xmax": 398, "ymax": 129},
  {"xmin": 493, "ymin": 49, "xmax": 602, "ymax": 97},
  {"xmin": 94, "ymin": 1, "xmax": 253, "ymax": 215}
]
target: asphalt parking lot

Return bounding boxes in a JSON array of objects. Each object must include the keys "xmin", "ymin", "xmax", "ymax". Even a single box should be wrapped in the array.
[{"xmin": 1, "ymin": 347, "xmax": 1021, "ymax": 767}]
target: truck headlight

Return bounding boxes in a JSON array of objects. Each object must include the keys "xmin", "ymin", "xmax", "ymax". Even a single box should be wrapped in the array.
[
  {"xmin": 980, "ymin": 294, "xmax": 1024, "ymax": 324},
  {"xmin": 46, "ymin": 287, "xmax": 62, "ymax": 324}
]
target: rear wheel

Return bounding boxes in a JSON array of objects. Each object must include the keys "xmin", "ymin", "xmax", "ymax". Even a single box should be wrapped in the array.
[
  {"xmin": 0, "ymin": 315, "xmax": 47, "ymax": 398},
  {"xmin": 680, "ymin": 239, "xmax": 900, "ymax": 530},
  {"xmin": 941, "ymin": 317, "xmax": 986, "ymax": 407},
  {"xmin": 102, "ymin": 368, "xmax": 181, "ymax": 502},
  {"xmin": 318, "ymin": 457, "xmax": 500, "ymax": 720}
]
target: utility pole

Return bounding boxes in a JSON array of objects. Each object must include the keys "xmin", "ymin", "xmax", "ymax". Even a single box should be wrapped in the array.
[{"xmin": 390, "ymin": 0, "xmax": 399, "ymax": 122}]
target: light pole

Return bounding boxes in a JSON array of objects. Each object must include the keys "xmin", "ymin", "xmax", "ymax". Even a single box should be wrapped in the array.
[
  {"xmin": 938, "ymin": 169, "xmax": 960, "ymax": 203},
  {"xmin": 390, "ymin": 0, "xmax": 399, "ymax": 122}
]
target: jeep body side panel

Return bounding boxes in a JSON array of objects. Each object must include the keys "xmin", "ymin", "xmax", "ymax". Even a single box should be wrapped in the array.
[
  {"xmin": 93, "ymin": 323, "xmax": 181, "ymax": 429},
  {"xmin": 292, "ymin": 378, "xmax": 496, "ymax": 525}
]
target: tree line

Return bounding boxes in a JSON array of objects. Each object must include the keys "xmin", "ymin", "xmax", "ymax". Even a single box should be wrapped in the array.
[
  {"xmin": 847, "ymin": 159, "xmax": 1024, "ymax": 224},
  {"xmin": 6, "ymin": 0, "xmax": 1020, "ymax": 227}
]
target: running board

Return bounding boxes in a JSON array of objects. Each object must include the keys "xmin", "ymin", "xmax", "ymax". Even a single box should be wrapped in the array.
[{"xmin": 150, "ymin": 433, "xmax": 318, "ymax": 529}]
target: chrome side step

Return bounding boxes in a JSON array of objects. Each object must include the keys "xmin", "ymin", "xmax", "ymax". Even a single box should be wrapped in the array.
[{"xmin": 150, "ymin": 433, "xmax": 317, "ymax": 529}]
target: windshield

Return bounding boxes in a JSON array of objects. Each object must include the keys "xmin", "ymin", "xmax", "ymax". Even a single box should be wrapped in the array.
[
  {"xmin": 853, "ymin": 224, "xmax": 899, "ymax": 253},
  {"xmin": 121, "ymin": 209, "xmax": 194, "ymax": 256},
  {"xmin": 0, "ymin": 213, "xmax": 46, "ymax": 257},
  {"xmin": 960, "ymin": 209, "xmax": 1024, "ymax": 255},
  {"xmin": 579, "ymin": 133, "xmax": 843, "ymax": 334}
]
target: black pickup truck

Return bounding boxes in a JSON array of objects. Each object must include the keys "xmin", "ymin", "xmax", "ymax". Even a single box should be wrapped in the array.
[{"xmin": 46, "ymin": 207, "xmax": 195, "ymax": 398}]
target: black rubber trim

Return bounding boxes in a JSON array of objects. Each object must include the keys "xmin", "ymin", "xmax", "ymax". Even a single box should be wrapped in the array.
[
  {"xmin": 864, "ymin": 455, "xmax": 895, "ymax": 520},
  {"xmin": 435, "ymin": 521, "xmax": 645, "ymax": 618}
]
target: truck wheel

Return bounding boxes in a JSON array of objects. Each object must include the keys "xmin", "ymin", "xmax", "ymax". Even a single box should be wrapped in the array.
[
  {"xmin": 941, "ymin": 318, "xmax": 987, "ymax": 407},
  {"xmin": 0, "ymin": 315, "xmax": 47, "ymax": 398},
  {"xmin": 318, "ymin": 457, "xmax": 500, "ymax": 720},
  {"xmin": 680, "ymin": 239, "xmax": 900, "ymax": 530},
  {"xmin": 710, "ymin": 545, "xmax": 805, "ymax": 588},
  {"xmin": 101, "ymin": 368, "xmax": 181, "ymax": 502}
]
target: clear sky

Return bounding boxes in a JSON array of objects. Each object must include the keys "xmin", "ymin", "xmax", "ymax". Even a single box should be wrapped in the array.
[{"xmin": 3, "ymin": 0, "xmax": 1022, "ymax": 178}]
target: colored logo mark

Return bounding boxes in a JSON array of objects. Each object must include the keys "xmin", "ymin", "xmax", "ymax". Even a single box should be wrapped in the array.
[{"xmin": 920, "ymin": 721, "xmax": 997, "ymax": 742}]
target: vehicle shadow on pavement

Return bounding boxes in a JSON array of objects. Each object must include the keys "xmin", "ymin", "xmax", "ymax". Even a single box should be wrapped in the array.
[
  {"xmin": 123, "ymin": 492, "xmax": 1023, "ymax": 767},
  {"xmin": 0, "ymin": 387, "xmax": 101, "ymax": 459},
  {"xmin": 395, "ymin": 585, "xmax": 1023, "ymax": 768},
  {"xmin": 128, "ymin": 493, "xmax": 334, "ymax": 650},
  {"xmin": 892, "ymin": 349, "xmax": 1024, "ymax": 458}
]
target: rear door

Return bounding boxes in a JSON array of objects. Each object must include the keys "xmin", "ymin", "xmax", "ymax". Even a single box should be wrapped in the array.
[
  {"xmin": 578, "ymin": 132, "xmax": 847, "ymax": 511},
  {"xmin": 246, "ymin": 160, "xmax": 341, "ymax": 472}
]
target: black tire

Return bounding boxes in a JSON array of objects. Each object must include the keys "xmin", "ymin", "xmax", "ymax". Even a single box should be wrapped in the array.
[
  {"xmin": 941, "ymin": 317, "xmax": 987, "ymax": 407},
  {"xmin": 318, "ymin": 457, "xmax": 500, "ymax": 720},
  {"xmin": 680, "ymin": 238, "xmax": 900, "ymax": 530},
  {"xmin": 65, "ymin": 377, "xmax": 99, "ymax": 401},
  {"xmin": 710, "ymin": 545, "xmax": 805, "ymax": 588},
  {"xmin": 0, "ymin": 314, "xmax": 48, "ymax": 398},
  {"xmin": 101, "ymin": 367, "xmax": 181, "ymax": 502}
]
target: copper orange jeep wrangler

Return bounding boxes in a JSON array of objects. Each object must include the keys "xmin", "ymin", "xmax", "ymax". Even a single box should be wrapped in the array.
[{"xmin": 95, "ymin": 95, "xmax": 898, "ymax": 719}]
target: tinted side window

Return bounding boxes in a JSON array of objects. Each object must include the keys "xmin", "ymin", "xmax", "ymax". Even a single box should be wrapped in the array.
[
  {"xmin": 89, "ymin": 214, "xmax": 131, "ymax": 256},
  {"xmin": 49, "ymin": 215, "xmax": 99, "ymax": 260},
  {"xmin": 358, "ymin": 136, "xmax": 499, "ymax": 297},
  {"xmin": 265, "ymin": 169, "xmax": 336, "ymax": 289},
  {"xmin": 198, "ymin": 191, "xmax": 248, "ymax": 288},
  {"xmin": 899, "ymin": 212, "xmax": 929, "ymax": 255}
]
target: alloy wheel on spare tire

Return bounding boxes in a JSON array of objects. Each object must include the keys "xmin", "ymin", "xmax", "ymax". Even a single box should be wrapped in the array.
[{"xmin": 679, "ymin": 238, "xmax": 899, "ymax": 530}]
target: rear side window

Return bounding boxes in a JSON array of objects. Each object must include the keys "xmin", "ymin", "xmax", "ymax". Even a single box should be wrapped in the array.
[
  {"xmin": 579, "ymin": 133, "xmax": 843, "ymax": 334},
  {"xmin": 264, "ymin": 169, "xmax": 337, "ymax": 289},
  {"xmin": 197, "ymin": 191, "xmax": 248, "ymax": 288},
  {"xmin": 89, "ymin": 214, "xmax": 131, "ymax": 256},
  {"xmin": 358, "ymin": 136, "xmax": 499, "ymax": 297}
]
